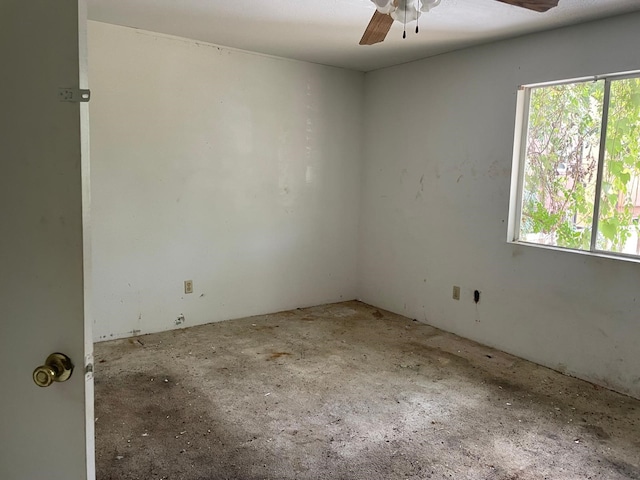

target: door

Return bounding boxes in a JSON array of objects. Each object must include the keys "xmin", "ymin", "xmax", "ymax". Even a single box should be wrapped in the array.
[{"xmin": 0, "ymin": 1, "xmax": 93, "ymax": 479}]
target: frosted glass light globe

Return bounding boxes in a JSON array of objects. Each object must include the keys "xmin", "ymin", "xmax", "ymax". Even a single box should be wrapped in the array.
[{"xmin": 420, "ymin": 0, "xmax": 442, "ymax": 12}]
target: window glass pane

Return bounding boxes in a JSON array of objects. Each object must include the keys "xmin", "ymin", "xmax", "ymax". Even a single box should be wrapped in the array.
[
  {"xmin": 596, "ymin": 77, "xmax": 640, "ymax": 255},
  {"xmin": 520, "ymin": 81, "xmax": 604, "ymax": 250}
]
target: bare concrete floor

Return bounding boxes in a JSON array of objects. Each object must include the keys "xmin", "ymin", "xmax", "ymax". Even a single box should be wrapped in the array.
[{"xmin": 95, "ymin": 301, "xmax": 640, "ymax": 480}]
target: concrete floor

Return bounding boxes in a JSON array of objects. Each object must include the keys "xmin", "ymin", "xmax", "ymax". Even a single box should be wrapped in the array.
[{"xmin": 95, "ymin": 301, "xmax": 640, "ymax": 480}]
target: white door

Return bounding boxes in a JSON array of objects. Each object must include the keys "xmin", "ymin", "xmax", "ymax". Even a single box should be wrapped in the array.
[{"xmin": 0, "ymin": 1, "xmax": 93, "ymax": 479}]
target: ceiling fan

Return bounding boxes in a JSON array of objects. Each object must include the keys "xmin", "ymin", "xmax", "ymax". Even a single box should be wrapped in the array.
[{"xmin": 360, "ymin": 0, "xmax": 560, "ymax": 45}]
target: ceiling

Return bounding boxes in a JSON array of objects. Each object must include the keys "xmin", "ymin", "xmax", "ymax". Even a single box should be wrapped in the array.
[{"xmin": 87, "ymin": 0, "xmax": 640, "ymax": 72}]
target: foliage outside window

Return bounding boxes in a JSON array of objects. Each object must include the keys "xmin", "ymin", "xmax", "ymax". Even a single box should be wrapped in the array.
[{"xmin": 513, "ymin": 73, "xmax": 640, "ymax": 258}]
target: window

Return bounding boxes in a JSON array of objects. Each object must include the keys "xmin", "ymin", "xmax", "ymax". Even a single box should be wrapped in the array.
[{"xmin": 509, "ymin": 72, "xmax": 640, "ymax": 259}]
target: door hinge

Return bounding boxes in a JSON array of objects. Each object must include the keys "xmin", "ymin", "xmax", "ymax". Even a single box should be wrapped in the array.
[{"xmin": 58, "ymin": 88, "xmax": 91, "ymax": 103}]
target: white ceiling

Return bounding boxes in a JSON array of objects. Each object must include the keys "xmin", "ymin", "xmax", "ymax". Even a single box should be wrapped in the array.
[{"xmin": 87, "ymin": 0, "xmax": 640, "ymax": 71}]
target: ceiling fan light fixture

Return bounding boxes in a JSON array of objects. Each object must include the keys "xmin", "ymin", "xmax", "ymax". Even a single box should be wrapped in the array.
[
  {"xmin": 420, "ymin": 0, "xmax": 442, "ymax": 12},
  {"xmin": 391, "ymin": 2, "xmax": 421, "ymax": 23},
  {"xmin": 371, "ymin": 0, "xmax": 442, "ymax": 20},
  {"xmin": 372, "ymin": 0, "xmax": 396, "ymax": 14}
]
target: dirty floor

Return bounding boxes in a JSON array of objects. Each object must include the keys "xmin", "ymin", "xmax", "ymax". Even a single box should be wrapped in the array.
[{"xmin": 94, "ymin": 301, "xmax": 640, "ymax": 480}]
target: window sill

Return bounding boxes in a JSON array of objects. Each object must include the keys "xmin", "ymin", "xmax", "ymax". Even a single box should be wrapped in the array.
[{"xmin": 508, "ymin": 240, "xmax": 640, "ymax": 265}]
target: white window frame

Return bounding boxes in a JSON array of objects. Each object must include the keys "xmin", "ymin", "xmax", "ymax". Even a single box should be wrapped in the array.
[{"xmin": 508, "ymin": 69, "xmax": 640, "ymax": 261}]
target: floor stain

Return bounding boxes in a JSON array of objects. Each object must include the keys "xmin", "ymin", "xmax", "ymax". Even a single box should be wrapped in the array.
[{"xmin": 268, "ymin": 351, "xmax": 292, "ymax": 360}]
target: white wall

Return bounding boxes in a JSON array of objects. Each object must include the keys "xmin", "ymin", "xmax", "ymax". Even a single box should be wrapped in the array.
[
  {"xmin": 90, "ymin": 14, "xmax": 640, "ymax": 399},
  {"xmin": 89, "ymin": 22, "xmax": 363, "ymax": 341},
  {"xmin": 359, "ymin": 12, "xmax": 640, "ymax": 399}
]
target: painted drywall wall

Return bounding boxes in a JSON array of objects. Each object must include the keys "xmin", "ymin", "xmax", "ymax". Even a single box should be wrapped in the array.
[
  {"xmin": 359, "ymin": 12, "xmax": 640, "ymax": 399},
  {"xmin": 89, "ymin": 22, "xmax": 363, "ymax": 341}
]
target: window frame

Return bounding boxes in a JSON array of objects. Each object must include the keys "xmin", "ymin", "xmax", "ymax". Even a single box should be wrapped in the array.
[{"xmin": 508, "ymin": 70, "xmax": 640, "ymax": 261}]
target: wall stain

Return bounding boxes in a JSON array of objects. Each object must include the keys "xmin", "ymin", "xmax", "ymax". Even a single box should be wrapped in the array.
[{"xmin": 487, "ymin": 159, "xmax": 511, "ymax": 179}]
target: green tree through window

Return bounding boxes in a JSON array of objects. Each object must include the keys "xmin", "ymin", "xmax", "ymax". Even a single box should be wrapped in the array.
[{"xmin": 516, "ymin": 74, "xmax": 640, "ymax": 257}]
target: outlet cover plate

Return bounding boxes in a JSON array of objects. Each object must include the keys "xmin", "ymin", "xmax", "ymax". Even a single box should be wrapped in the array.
[{"xmin": 452, "ymin": 285, "xmax": 460, "ymax": 300}]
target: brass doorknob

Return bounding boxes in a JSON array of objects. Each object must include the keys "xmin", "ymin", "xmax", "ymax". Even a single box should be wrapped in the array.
[{"xmin": 33, "ymin": 353, "xmax": 74, "ymax": 387}]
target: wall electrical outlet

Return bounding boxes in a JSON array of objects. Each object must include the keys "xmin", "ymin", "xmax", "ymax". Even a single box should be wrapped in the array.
[
  {"xmin": 452, "ymin": 286, "xmax": 461, "ymax": 300},
  {"xmin": 184, "ymin": 280, "xmax": 194, "ymax": 294}
]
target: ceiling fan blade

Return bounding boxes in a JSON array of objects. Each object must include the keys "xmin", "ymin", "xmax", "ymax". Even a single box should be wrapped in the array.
[
  {"xmin": 359, "ymin": 10, "xmax": 394, "ymax": 45},
  {"xmin": 494, "ymin": 0, "xmax": 559, "ymax": 12}
]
